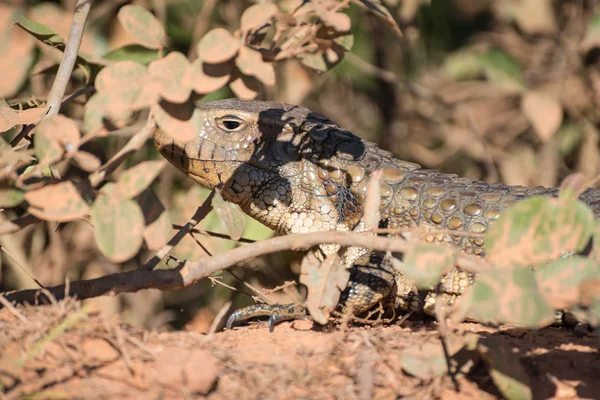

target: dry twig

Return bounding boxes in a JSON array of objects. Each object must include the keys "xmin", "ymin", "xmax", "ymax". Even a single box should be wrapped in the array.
[{"xmin": 1, "ymin": 230, "xmax": 488, "ymax": 306}]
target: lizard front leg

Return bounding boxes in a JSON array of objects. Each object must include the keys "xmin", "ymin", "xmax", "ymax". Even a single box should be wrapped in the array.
[{"xmin": 226, "ymin": 250, "xmax": 399, "ymax": 330}]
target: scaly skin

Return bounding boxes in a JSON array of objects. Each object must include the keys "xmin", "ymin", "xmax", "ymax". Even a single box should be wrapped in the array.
[{"xmin": 154, "ymin": 99, "xmax": 600, "ymax": 328}]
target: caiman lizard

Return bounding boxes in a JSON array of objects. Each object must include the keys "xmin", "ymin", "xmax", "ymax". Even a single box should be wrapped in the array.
[{"xmin": 154, "ymin": 99, "xmax": 600, "ymax": 329}]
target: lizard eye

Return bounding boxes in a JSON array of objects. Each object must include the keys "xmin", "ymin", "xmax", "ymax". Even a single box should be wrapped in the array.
[{"xmin": 216, "ymin": 116, "xmax": 245, "ymax": 132}]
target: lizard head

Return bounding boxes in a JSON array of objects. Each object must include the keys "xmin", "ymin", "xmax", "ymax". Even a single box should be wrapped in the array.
[{"xmin": 153, "ymin": 99, "xmax": 343, "ymax": 190}]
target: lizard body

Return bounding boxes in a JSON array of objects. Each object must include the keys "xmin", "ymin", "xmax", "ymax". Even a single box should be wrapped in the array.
[{"xmin": 154, "ymin": 99, "xmax": 600, "ymax": 327}]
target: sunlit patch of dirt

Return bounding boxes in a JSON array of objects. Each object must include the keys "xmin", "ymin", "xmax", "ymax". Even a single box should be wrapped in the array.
[{"xmin": 1, "ymin": 300, "xmax": 598, "ymax": 399}]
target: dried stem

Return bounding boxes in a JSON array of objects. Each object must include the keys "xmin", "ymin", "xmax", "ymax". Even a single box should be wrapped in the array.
[
  {"xmin": 45, "ymin": 0, "xmax": 93, "ymax": 118},
  {"xmin": 1, "ymin": 230, "xmax": 488, "ymax": 306}
]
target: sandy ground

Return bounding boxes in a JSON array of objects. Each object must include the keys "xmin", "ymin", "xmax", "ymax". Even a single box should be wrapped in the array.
[{"xmin": 1, "ymin": 300, "xmax": 598, "ymax": 400}]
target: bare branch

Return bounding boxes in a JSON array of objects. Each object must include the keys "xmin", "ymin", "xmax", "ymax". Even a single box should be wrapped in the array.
[
  {"xmin": 45, "ymin": 0, "xmax": 94, "ymax": 118},
  {"xmin": 1, "ymin": 230, "xmax": 488, "ymax": 306}
]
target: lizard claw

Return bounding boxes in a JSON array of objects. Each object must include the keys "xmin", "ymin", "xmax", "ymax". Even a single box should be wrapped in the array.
[{"xmin": 226, "ymin": 303, "xmax": 308, "ymax": 332}]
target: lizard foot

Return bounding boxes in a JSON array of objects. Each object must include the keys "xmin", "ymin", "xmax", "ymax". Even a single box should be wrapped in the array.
[{"xmin": 226, "ymin": 303, "xmax": 308, "ymax": 332}]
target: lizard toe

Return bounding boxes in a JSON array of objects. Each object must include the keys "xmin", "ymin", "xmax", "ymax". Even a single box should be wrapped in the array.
[{"xmin": 226, "ymin": 303, "xmax": 308, "ymax": 332}]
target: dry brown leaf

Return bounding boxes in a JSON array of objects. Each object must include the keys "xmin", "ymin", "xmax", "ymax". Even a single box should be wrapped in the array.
[
  {"xmin": 299, "ymin": 251, "xmax": 350, "ymax": 324},
  {"xmin": 152, "ymin": 101, "xmax": 202, "ymax": 143},
  {"xmin": 521, "ymin": 90, "xmax": 563, "ymax": 142},
  {"xmin": 236, "ymin": 46, "xmax": 275, "ymax": 86},
  {"xmin": 197, "ymin": 28, "xmax": 239, "ymax": 64},
  {"xmin": 189, "ymin": 59, "xmax": 232, "ymax": 94},
  {"xmin": 34, "ymin": 114, "xmax": 80, "ymax": 164},
  {"xmin": 0, "ymin": 106, "xmax": 18, "ymax": 132},
  {"xmin": 114, "ymin": 160, "xmax": 167, "ymax": 199},
  {"xmin": 240, "ymin": 3, "xmax": 278, "ymax": 32},
  {"xmin": 96, "ymin": 61, "xmax": 160, "ymax": 113},
  {"xmin": 117, "ymin": 4, "xmax": 165, "ymax": 49},
  {"xmin": 148, "ymin": 52, "xmax": 191, "ymax": 104},
  {"xmin": 0, "ymin": 11, "xmax": 34, "ymax": 98},
  {"xmin": 17, "ymin": 106, "xmax": 47, "ymax": 125},
  {"xmin": 229, "ymin": 75, "xmax": 261, "ymax": 100},
  {"xmin": 25, "ymin": 181, "xmax": 90, "ymax": 222},
  {"xmin": 71, "ymin": 151, "xmax": 101, "ymax": 172},
  {"xmin": 321, "ymin": 12, "xmax": 351, "ymax": 32}
]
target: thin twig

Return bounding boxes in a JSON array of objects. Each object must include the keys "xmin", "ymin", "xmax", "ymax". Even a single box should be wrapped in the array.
[
  {"xmin": 60, "ymin": 85, "xmax": 96, "ymax": 107},
  {"xmin": 45, "ymin": 0, "xmax": 94, "ymax": 119},
  {"xmin": 1, "ymin": 230, "xmax": 489, "ymax": 306},
  {"xmin": 10, "ymin": 123, "xmax": 36, "ymax": 147},
  {"xmin": 345, "ymin": 52, "xmax": 399, "ymax": 83},
  {"xmin": 140, "ymin": 191, "xmax": 215, "ymax": 271},
  {"xmin": 0, "ymin": 295, "xmax": 27, "ymax": 323},
  {"xmin": 88, "ymin": 114, "xmax": 157, "ymax": 187},
  {"xmin": 434, "ymin": 298, "xmax": 460, "ymax": 392},
  {"xmin": 176, "ymin": 227, "xmax": 257, "ymax": 243}
]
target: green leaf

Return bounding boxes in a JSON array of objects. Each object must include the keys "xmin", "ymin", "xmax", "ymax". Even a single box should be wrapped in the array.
[
  {"xmin": 0, "ymin": 187, "xmax": 25, "ymax": 208},
  {"xmin": 466, "ymin": 265, "xmax": 555, "ymax": 327},
  {"xmin": 24, "ymin": 181, "xmax": 90, "ymax": 222},
  {"xmin": 33, "ymin": 115, "xmax": 80, "ymax": 165},
  {"xmin": 91, "ymin": 194, "xmax": 144, "ymax": 262},
  {"xmin": 102, "ymin": 45, "xmax": 161, "ymax": 65},
  {"xmin": 400, "ymin": 342, "xmax": 448, "ymax": 379},
  {"xmin": 117, "ymin": 5, "xmax": 165, "ymax": 49},
  {"xmin": 478, "ymin": 48, "xmax": 526, "ymax": 91},
  {"xmin": 535, "ymin": 257, "xmax": 600, "ymax": 310},
  {"xmin": 485, "ymin": 196, "xmax": 594, "ymax": 267},
  {"xmin": 399, "ymin": 244, "xmax": 457, "ymax": 289},
  {"xmin": 113, "ymin": 160, "xmax": 167, "ymax": 199},
  {"xmin": 334, "ymin": 34, "xmax": 354, "ymax": 51},
  {"xmin": 299, "ymin": 251, "xmax": 350, "ymax": 324},
  {"xmin": 136, "ymin": 190, "xmax": 172, "ymax": 251},
  {"xmin": 14, "ymin": 14, "xmax": 64, "ymax": 46},
  {"xmin": 212, "ymin": 189, "xmax": 246, "ymax": 241},
  {"xmin": 443, "ymin": 50, "xmax": 483, "ymax": 81},
  {"xmin": 477, "ymin": 337, "xmax": 533, "ymax": 400},
  {"xmin": 14, "ymin": 14, "xmax": 97, "ymax": 79}
]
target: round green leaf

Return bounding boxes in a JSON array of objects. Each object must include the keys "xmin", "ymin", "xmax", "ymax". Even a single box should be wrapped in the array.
[
  {"xmin": 485, "ymin": 196, "xmax": 594, "ymax": 267},
  {"xmin": 0, "ymin": 187, "xmax": 25, "ymax": 208},
  {"xmin": 91, "ymin": 194, "xmax": 144, "ymax": 263},
  {"xmin": 117, "ymin": 5, "xmax": 165, "ymax": 49},
  {"xmin": 34, "ymin": 114, "xmax": 80, "ymax": 164},
  {"xmin": 399, "ymin": 243, "xmax": 457, "ymax": 289},
  {"xmin": 24, "ymin": 181, "xmax": 90, "ymax": 222},
  {"xmin": 197, "ymin": 28, "xmax": 239, "ymax": 64},
  {"xmin": 535, "ymin": 257, "xmax": 600, "ymax": 310},
  {"xmin": 114, "ymin": 160, "xmax": 167, "ymax": 199},
  {"xmin": 465, "ymin": 265, "xmax": 555, "ymax": 328}
]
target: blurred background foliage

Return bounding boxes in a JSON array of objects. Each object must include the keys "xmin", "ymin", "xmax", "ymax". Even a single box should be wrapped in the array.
[{"xmin": 1, "ymin": 0, "xmax": 600, "ymax": 331}]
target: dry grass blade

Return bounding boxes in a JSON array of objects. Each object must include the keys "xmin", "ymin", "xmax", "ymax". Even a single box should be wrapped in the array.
[
  {"xmin": 363, "ymin": 169, "xmax": 383, "ymax": 230},
  {"xmin": 0, "ymin": 295, "xmax": 27, "ymax": 323}
]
